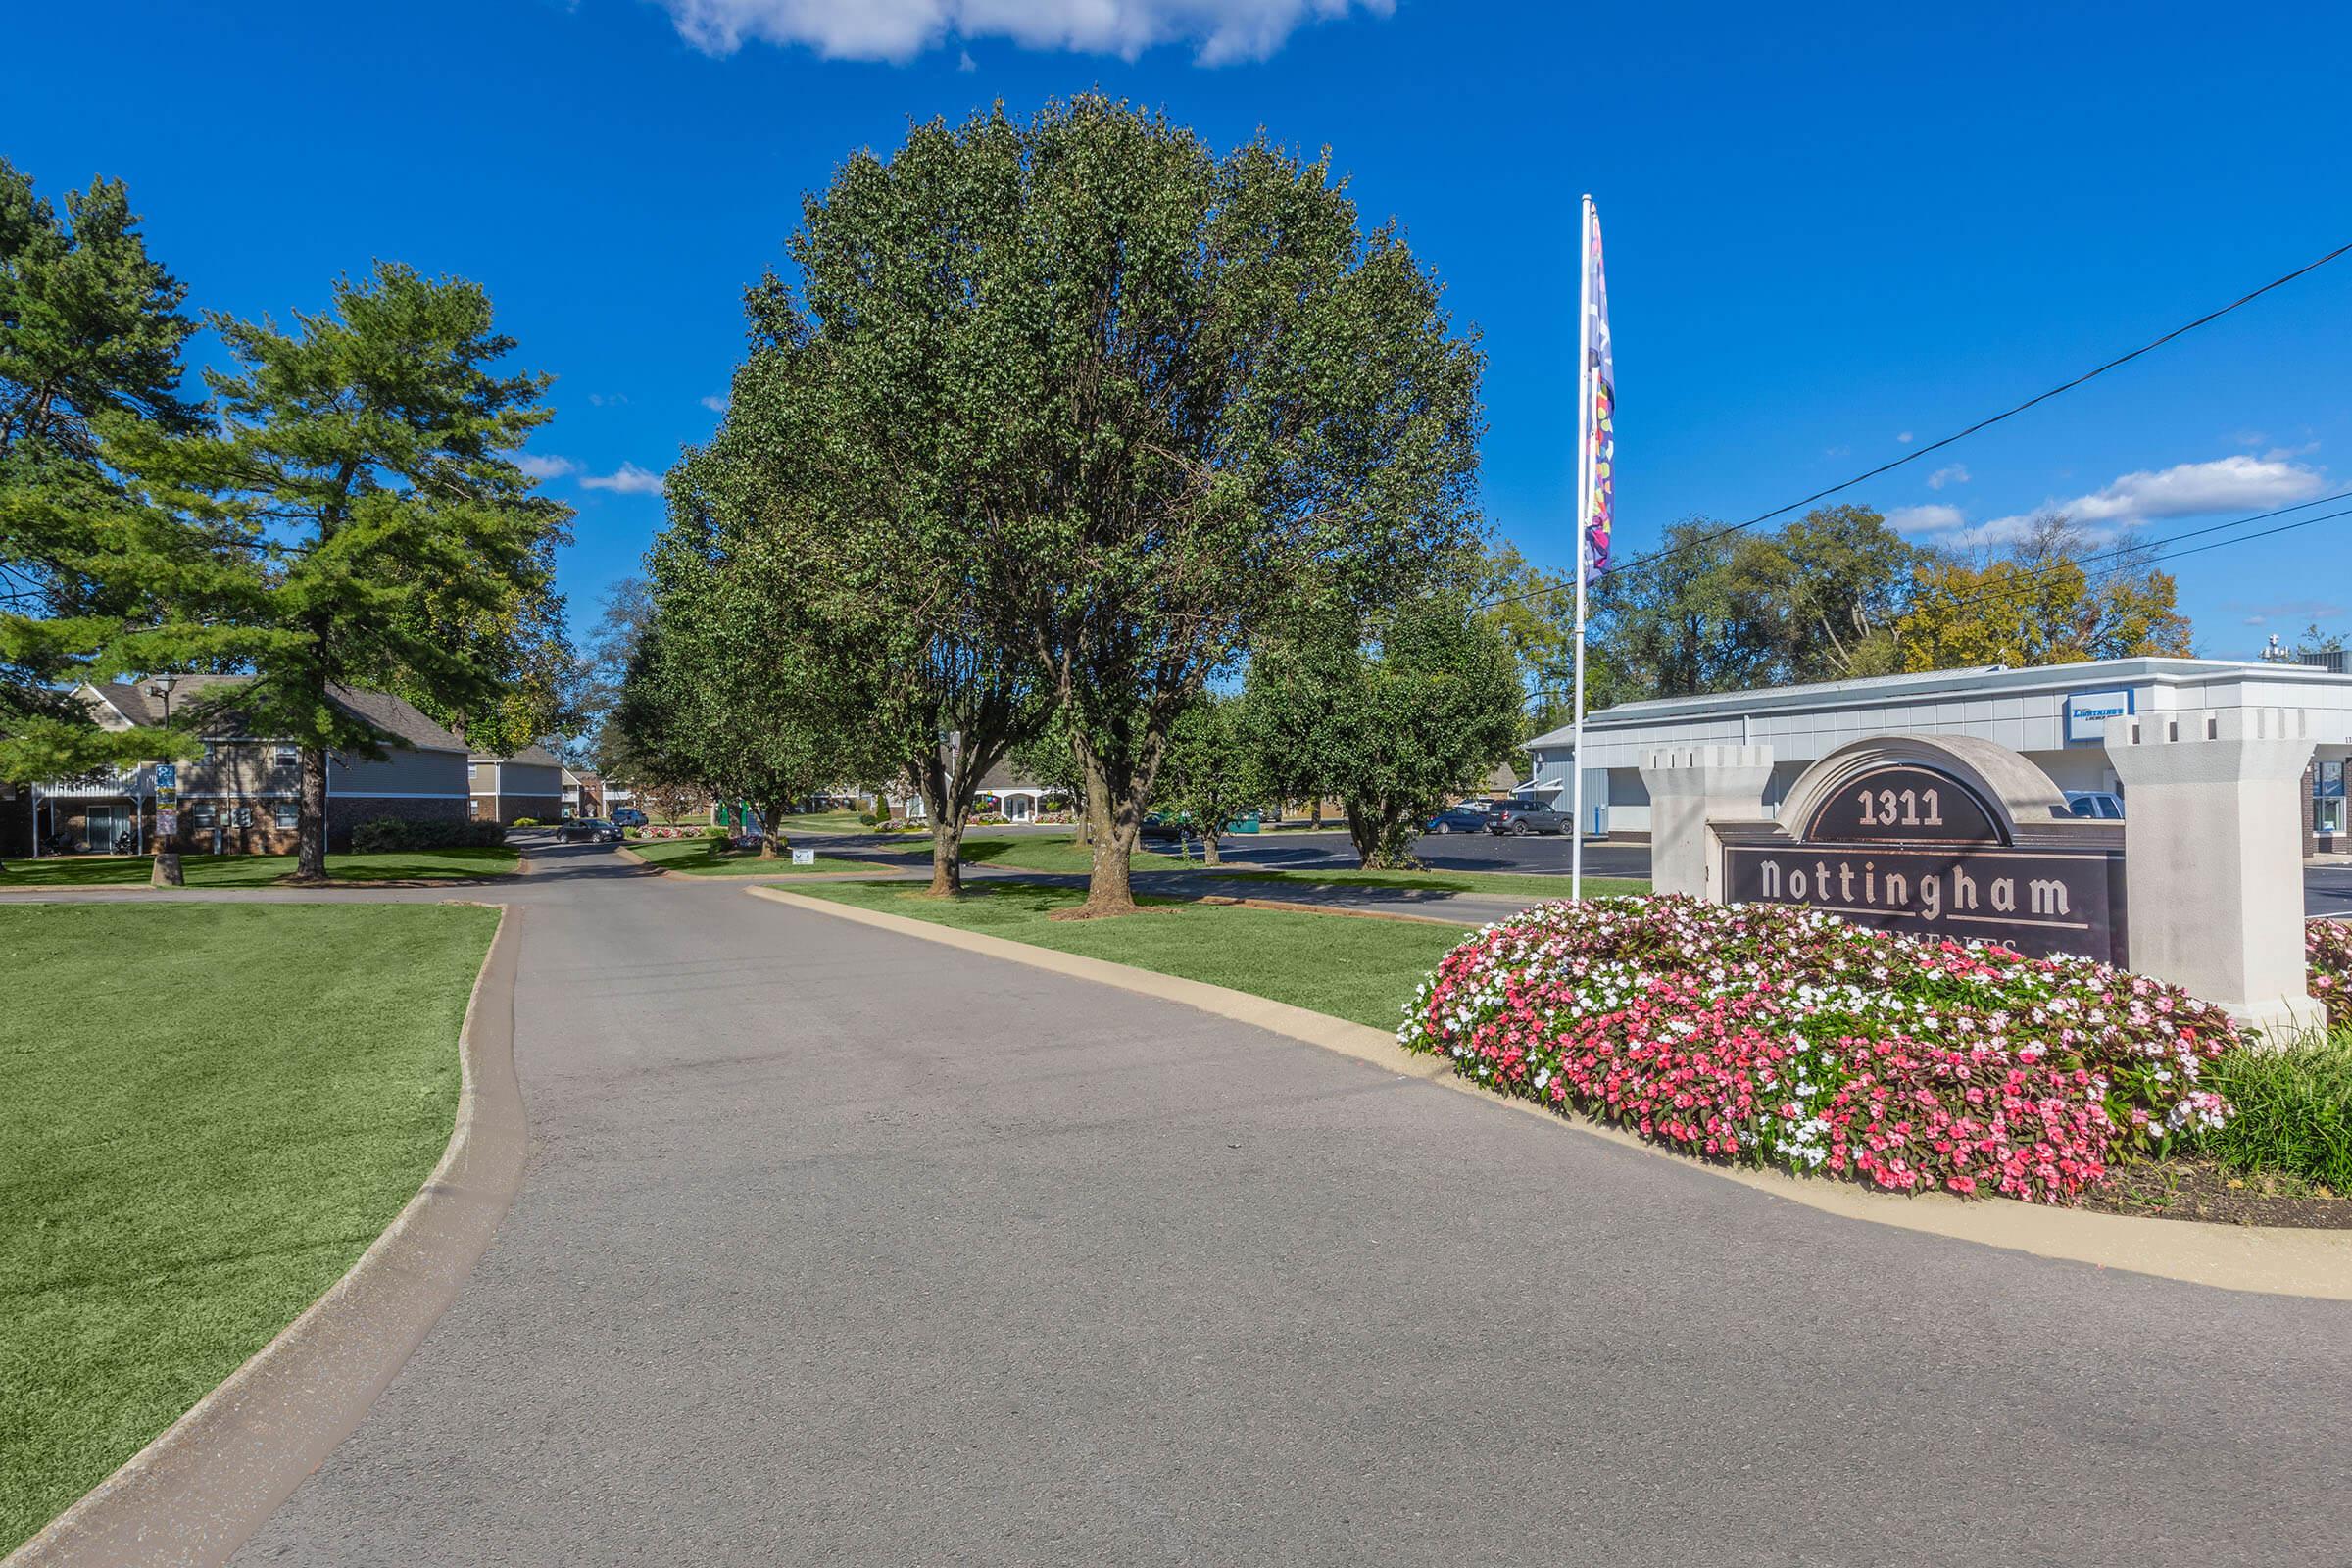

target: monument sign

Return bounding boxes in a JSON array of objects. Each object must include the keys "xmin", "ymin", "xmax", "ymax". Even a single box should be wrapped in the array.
[{"xmin": 1714, "ymin": 739, "xmax": 2127, "ymax": 964}]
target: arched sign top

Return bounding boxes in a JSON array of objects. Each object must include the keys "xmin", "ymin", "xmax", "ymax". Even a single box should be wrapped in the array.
[
  {"xmin": 1775, "ymin": 732, "xmax": 2072, "ymax": 845},
  {"xmin": 1803, "ymin": 763, "xmax": 2004, "ymax": 846}
]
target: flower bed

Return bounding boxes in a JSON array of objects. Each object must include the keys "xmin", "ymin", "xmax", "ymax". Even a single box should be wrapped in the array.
[
  {"xmin": 2309, "ymin": 920, "xmax": 2352, "ymax": 1031},
  {"xmin": 1398, "ymin": 897, "xmax": 2241, "ymax": 1204}
]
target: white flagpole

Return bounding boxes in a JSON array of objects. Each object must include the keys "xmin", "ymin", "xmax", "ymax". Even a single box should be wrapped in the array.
[{"xmin": 1569, "ymin": 194, "xmax": 1593, "ymax": 903}]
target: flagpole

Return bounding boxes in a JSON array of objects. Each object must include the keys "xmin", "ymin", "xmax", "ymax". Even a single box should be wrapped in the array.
[{"xmin": 1569, "ymin": 193, "xmax": 1593, "ymax": 903}]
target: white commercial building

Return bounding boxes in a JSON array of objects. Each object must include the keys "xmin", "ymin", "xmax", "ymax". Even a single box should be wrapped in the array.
[{"xmin": 1524, "ymin": 657, "xmax": 2352, "ymax": 854}]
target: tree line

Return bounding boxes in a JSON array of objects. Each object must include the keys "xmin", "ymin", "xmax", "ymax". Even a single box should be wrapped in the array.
[
  {"xmin": 0, "ymin": 158, "xmax": 572, "ymax": 879},
  {"xmin": 1487, "ymin": 505, "xmax": 2197, "ymax": 732},
  {"xmin": 612, "ymin": 98, "xmax": 1522, "ymax": 914}
]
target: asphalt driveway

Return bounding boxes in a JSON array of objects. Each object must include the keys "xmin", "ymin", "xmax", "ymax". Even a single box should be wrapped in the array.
[{"xmin": 206, "ymin": 841, "xmax": 2352, "ymax": 1566}]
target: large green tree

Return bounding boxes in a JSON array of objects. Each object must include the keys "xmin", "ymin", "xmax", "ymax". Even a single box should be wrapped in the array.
[
  {"xmin": 668, "ymin": 307, "xmax": 1050, "ymax": 894},
  {"xmin": 783, "ymin": 98, "xmax": 1483, "ymax": 914},
  {"xmin": 90, "ymin": 262, "xmax": 571, "ymax": 881},
  {"xmin": 1151, "ymin": 692, "xmax": 1262, "ymax": 867},
  {"xmin": 0, "ymin": 159, "xmax": 205, "ymax": 780},
  {"xmin": 1243, "ymin": 598, "xmax": 1522, "ymax": 868}
]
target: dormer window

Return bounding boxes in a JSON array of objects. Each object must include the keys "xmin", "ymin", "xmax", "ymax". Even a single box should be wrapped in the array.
[{"xmin": 274, "ymin": 744, "xmax": 300, "ymax": 766}]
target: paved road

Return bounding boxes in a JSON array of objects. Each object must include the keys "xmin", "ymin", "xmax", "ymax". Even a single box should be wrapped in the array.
[{"xmin": 188, "ymin": 839, "xmax": 2352, "ymax": 1565}]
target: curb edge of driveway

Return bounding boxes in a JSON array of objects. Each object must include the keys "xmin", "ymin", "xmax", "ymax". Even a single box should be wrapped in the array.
[
  {"xmin": 6, "ymin": 903, "xmax": 530, "ymax": 1568},
  {"xmin": 746, "ymin": 884, "xmax": 2352, "ymax": 1302}
]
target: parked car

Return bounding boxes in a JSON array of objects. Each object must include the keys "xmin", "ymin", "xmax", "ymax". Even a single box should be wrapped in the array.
[
  {"xmin": 1489, "ymin": 798, "xmax": 1571, "ymax": 836},
  {"xmin": 611, "ymin": 807, "xmax": 649, "ymax": 828},
  {"xmin": 1424, "ymin": 806, "xmax": 1492, "ymax": 834},
  {"xmin": 1139, "ymin": 812, "xmax": 1187, "ymax": 843},
  {"xmin": 559, "ymin": 817, "xmax": 623, "ymax": 843},
  {"xmin": 2064, "ymin": 790, "xmax": 2126, "ymax": 820}
]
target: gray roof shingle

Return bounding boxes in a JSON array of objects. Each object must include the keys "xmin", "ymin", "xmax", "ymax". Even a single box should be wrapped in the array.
[{"xmin": 84, "ymin": 677, "xmax": 467, "ymax": 754}]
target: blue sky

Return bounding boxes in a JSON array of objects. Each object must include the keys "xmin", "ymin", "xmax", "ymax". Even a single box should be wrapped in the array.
[{"xmin": 9, "ymin": 0, "xmax": 2351, "ymax": 654}]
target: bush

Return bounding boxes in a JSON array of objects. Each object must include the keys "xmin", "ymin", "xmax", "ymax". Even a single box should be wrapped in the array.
[
  {"xmin": 2194, "ymin": 1032, "xmax": 2352, "ymax": 1193},
  {"xmin": 1398, "ymin": 896, "xmax": 2241, "ymax": 1204},
  {"xmin": 350, "ymin": 817, "xmax": 508, "ymax": 855},
  {"xmin": 510, "ymin": 816, "xmax": 540, "ymax": 828},
  {"xmin": 703, "ymin": 825, "xmax": 727, "ymax": 839},
  {"xmin": 2309, "ymin": 922, "xmax": 2352, "ymax": 1031}
]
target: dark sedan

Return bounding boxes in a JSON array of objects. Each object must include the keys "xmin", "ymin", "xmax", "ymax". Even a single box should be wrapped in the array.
[
  {"xmin": 559, "ymin": 817, "xmax": 624, "ymax": 843},
  {"xmin": 1488, "ymin": 800, "xmax": 1571, "ymax": 836},
  {"xmin": 1424, "ymin": 806, "xmax": 1492, "ymax": 834}
]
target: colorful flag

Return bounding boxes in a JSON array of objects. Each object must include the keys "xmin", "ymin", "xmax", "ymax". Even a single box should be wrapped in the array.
[{"xmin": 1584, "ymin": 212, "xmax": 1614, "ymax": 582}]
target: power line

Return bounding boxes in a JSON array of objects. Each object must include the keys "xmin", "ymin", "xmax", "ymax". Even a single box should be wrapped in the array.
[{"xmin": 1482, "ymin": 232, "xmax": 2352, "ymax": 611}]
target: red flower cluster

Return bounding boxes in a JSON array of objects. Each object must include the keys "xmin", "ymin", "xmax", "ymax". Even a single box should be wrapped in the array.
[{"xmin": 1398, "ymin": 897, "xmax": 2242, "ymax": 1204}]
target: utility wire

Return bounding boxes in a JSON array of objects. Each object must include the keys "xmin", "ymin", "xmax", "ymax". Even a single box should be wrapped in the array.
[{"xmin": 1483, "ymin": 233, "xmax": 2352, "ymax": 611}]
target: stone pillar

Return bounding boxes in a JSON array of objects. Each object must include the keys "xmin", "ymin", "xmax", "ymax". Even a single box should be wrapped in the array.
[
  {"xmin": 2105, "ymin": 707, "xmax": 2321, "ymax": 1037},
  {"xmin": 1639, "ymin": 745, "xmax": 1774, "ymax": 901}
]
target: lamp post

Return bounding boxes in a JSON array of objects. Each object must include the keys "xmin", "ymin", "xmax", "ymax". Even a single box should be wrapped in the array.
[{"xmin": 147, "ymin": 672, "xmax": 183, "ymax": 887}]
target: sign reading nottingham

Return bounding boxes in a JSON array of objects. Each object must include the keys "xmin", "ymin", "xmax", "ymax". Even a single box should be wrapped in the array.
[{"xmin": 1717, "ymin": 739, "xmax": 2126, "ymax": 965}]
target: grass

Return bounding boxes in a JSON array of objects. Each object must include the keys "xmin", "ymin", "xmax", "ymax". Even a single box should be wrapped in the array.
[
  {"xmin": 622, "ymin": 838, "xmax": 891, "ymax": 876},
  {"xmin": 790, "ymin": 878, "xmax": 1467, "ymax": 1028},
  {"xmin": 1200, "ymin": 865, "xmax": 1650, "ymax": 900},
  {"xmin": 0, "ymin": 902, "xmax": 499, "ymax": 1552},
  {"xmin": 0, "ymin": 847, "xmax": 520, "ymax": 890},
  {"xmin": 2193, "ymin": 1030, "xmax": 2352, "ymax": 1193},
  {"xmin": 768, "ymin": 809, "xmax": 872, "ymax": 833},
  {"xmin": 958, "ymin": 831, "xmax": 1189, "ymax": 876}
]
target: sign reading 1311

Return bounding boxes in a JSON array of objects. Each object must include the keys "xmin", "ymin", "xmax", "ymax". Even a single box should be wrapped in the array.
[{"xmin": 1721, "ymin": 760, "xmax": 2126, "ymax": 964}]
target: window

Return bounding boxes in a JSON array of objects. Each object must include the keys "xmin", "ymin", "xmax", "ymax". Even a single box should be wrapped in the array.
[
  {"xmin": 274, "ymin": 744, "xmax": 299, "ymax": 767},
  {"xmin": 2318, "ymin": 760, "xmax": 2346, "ymax": 836},
  {"xmin": 192, "ymin": 803, "xmax": 218, "ymax": 827},
  {"xmin": 273, "ymin": 802, "xmax": 298, "ymax": 829},
  {"xmin": 231, "ymin": 806, "xmax": 254, "ymax": 829}
]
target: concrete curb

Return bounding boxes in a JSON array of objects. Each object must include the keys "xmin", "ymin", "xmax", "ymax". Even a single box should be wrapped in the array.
[
  {"xmin": 746, "ymin": 885, "xmax": 2352, "ymax": 1301},
  {"xmin": 7, "ymin": 905, "xmax": 530, "ymax": 1568}
]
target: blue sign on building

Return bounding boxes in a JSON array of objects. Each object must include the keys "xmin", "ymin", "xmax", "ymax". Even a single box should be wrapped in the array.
[{"xmin": 2063, "ymin": 688, "xmax": 2133, "ymax": 745}]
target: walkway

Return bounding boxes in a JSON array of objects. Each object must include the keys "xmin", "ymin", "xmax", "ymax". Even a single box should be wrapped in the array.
[{"xmin": 184, "ymin": 840, "xmax": 2349, "ymax": 1564}]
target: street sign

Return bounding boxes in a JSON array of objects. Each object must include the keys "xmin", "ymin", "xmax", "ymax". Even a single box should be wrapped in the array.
[
  {"xmin": 791, "ymin": 847, "xmax": 815, "ymax": 866},
  {"xmin": 157, "ymin": 808, "xmax": 178, "ymax": 839},
  {"xmin": 155, "ymin": 763, "xmax": 176, "ymax": 789}
]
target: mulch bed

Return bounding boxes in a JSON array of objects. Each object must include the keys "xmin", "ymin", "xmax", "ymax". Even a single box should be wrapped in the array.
[{"xmin": 2083, "ymin": 1158, "xmax": 2352, "ymax": 1229}]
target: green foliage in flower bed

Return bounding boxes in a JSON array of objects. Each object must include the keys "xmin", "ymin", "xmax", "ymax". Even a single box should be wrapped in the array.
[
  {"xmin": 350, "ymin": 816, "xmax": 508, "ymax": 854},
  {"xmin": 2194, "ymin": 1030, "xmax": 2352, "ymax": 1195},
  {"xmin": 1399, "ymin": 897, "xmax": 2240, "ymax": 1203}
]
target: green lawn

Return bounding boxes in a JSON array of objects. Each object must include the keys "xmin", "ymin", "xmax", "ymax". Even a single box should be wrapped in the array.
[
  {"xmin": 623, "ymin": 838, "xmax": 892, "ymax": 876},
  {"xmin": 0, "ymin": 847, "xmax": 520, "ymax": 890},
  {"xmin": 0, "ymin": 902, "xmax": 499, "ymax": 1553},
  {"xmin": 790, "ymin": 878, "xmax": 1468, "ymax": 1028},
  {"xmin": 768, "ymin": 809, "xmax": 872, "ymax": 833},
  {"xmin": 1200, "ymin": 865, "xmax": 1650, "ymax": 900},
  {"xmin": 959, "ymin": 830, "xmax": 1190, "ymax": 875}
]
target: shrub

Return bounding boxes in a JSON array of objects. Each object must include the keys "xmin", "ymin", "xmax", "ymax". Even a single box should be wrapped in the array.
[
  {"xmin": 350, "ymin": 817, "xmax": 508, "ymax": 854},
  {"xmin": 2194, "ymin": 1031, "xmax": 2352, "ymax": 1193},
  {"xmin": 1398, "ymin": 896, "xmax": 2240, "ymax": 1204},
  {"xmin": 2308, "ymin": 921, "xmax": 2352, "ymax": 1031},
  {"xmin": 703, "ymin": 825, "xmax": 727, "ymax": 839},
  {"xmin": 510, "ymin": 816, "xmax": 540, "ymax": 828}
]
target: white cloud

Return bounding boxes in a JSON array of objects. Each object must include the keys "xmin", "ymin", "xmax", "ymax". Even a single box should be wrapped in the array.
[
  {"xmin": 1926, "ymin": 464, "xmax": 1969, "ymax": 490},
  {"xmin": 517, "ymin": 454, "xmax": 577, "ymax": 480},
  {"xmin": 656, "ymin": 0, "xmax": 1395, "ymax": 64},
  {"xmin": 587, "ymin": 391, "xmax": 629, "ymax": 408},
  {"xmin": 957, "ymin": 47, "xmax": 977, "ymax": 70},
  {"xmin": 1886, "ymin": 503, "xmax": 1967, "ymax": 535},
  {"xmin": 1896, "ymin": 430, "xmax": 1914, "ymax": 444},
  {"xmin": 701, "ymin": 394, "xmax": 729, "ymax": 413},
  {"xmin": 1989, "ymin": 454, "xmax": 2329, "ymax": 538},
  {"xmin": 579, "ymin": 462, "xmax": 667, "ymax": 497}
]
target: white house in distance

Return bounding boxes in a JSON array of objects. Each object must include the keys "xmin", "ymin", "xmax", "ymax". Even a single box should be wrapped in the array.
[{"xmin": 1523, "ymin": 656, "xmax": 2352, "ymax": 855}]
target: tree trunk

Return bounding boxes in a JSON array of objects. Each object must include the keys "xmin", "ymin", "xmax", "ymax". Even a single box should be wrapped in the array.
[
  {"xmin": 927, "ymin": 812, "xmax": 966, "ymax": 896},
  {"xmin": 1200, "ymin": 831, "xmax": 1222, "ymax": 867},
  {"xmin": 292, "ymin": 745, "xmax": 329, "ymax": 883},
  {"xmin": 1076, "ymin": 747, "xmax": 1139, "ymax": 916},
  {"xmin": 753, "ymin": 797, "xmax": 786, "ymax": 858}
]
